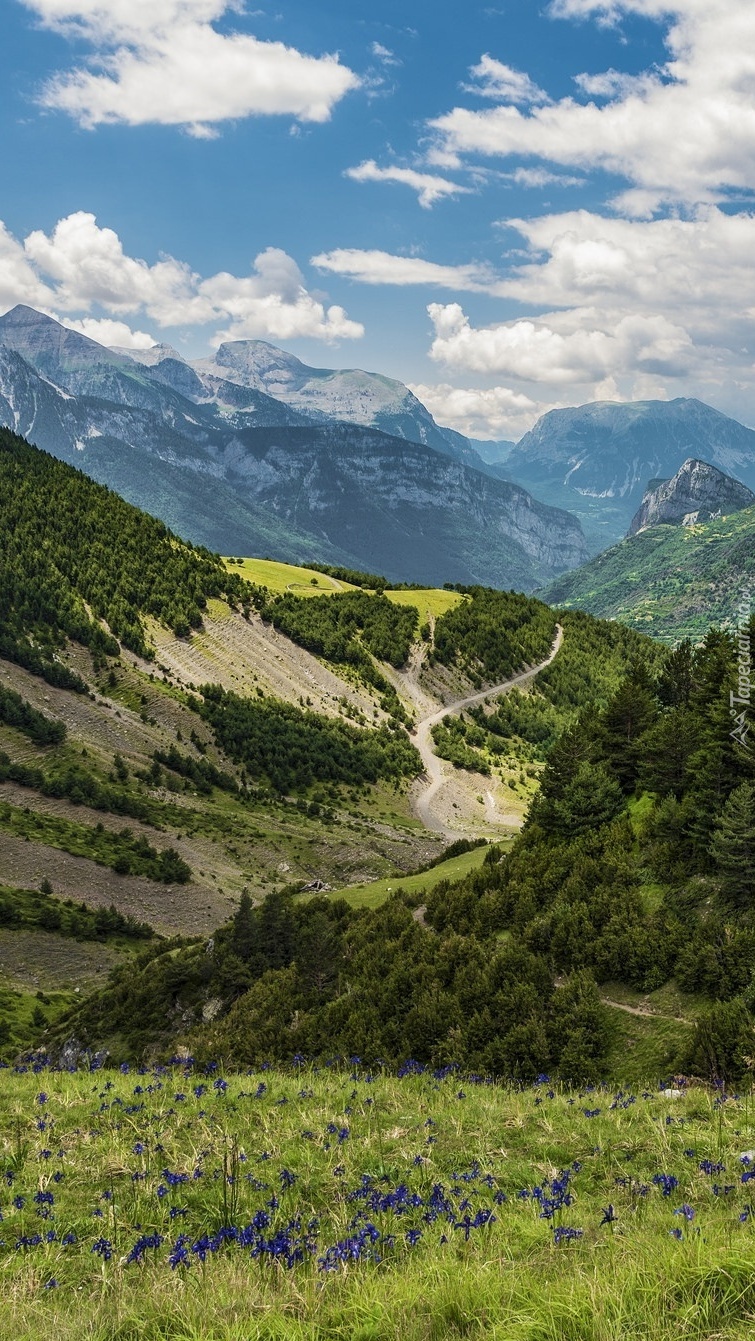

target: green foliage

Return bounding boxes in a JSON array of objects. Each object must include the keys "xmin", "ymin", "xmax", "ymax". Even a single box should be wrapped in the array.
[
  {"xmin": 151, "ymin": 745, "xmax": 238, "ymax": 795},
  {"xmin": 0, "ymin": 883, "xmax": 154, "ymax": 942},
  {"xmin": 540, "ymin": 503, "xmax": 755, "ymax": 641},
  {"xmin": 261, "ymin": 589, "xmax": 417, "ymax": 668},
  {"xmin": 306, "ymin": 561, "xmax": 389, "ymax": 590},
  {"xmin": 0, "ymin": 802, "xmax": 191, "ymax": 884},
  {"xmin": 197, "ymin": 686, "xmax": 421, "ymax": 794},
  {"xmin": 430, "ymin": 606, "xmax": 664, "ymax": 772},
  {"xmin": 711, "ymin": 783, "xmax": 755, "ymax": 910},
  {"xmin": 0, "ymin": 750, "xmax": 165, "ymax": 826},
  {"xmin": 685, "ymin": 997, "xmax": 755, "ymax": 1083},
  {"xmin": 0, "ymin": 685, "xmax": 66, "ymax": 746},
  {"xmin": 5, "ymin": 1067, "xmax": 755, "ymax": 1341},
  {"xmin": 432, "ymin": 586, "xmax": 555, "ymax": 684},
  {"xmin": 0, "ymin": 426, "xmax": 250, "ymax": 677}
]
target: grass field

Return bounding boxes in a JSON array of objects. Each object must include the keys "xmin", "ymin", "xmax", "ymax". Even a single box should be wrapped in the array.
[
  {"xmin": 222, "ymin": 557, "xmax": 464, "ymax": 622},
  {"xmin": 323, "ymin": 843, "xmax": 498, "ymax": 909},
  {"xmin": 222, "ymin": 558, "xmax": 358, "ymax": 596},
  {"xmin": 383, "ymin": 589, "xmax": 464, "ymax": 621},
  {"xmin": 2, "ymin": 1062, "xmax": 755, "ymax": 1340}
]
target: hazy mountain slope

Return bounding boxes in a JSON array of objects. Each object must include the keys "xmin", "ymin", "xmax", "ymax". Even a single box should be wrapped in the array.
[
  {"xmin": 506, "ymin": 398, "xmax": 755, "ymax": 551},
  {"xmin": 192, "ymin": 339, "xmax": 487, "ymax": 468},
  {"xmin": 628, "ymin": 458, "xmax": 755, "ymax": 534},
  {"xmin": 540, "ymin": 503, "xmax": 755, "ymax": 640},
  {"xmin": 0, "ymin": 308, "xmax": 588, "ymax": 588}
]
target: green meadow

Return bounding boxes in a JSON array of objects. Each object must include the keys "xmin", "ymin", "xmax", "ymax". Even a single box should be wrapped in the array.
[{"xmin": 2, "ymin": 1064, "xmax": 755, "ymax": 1340}]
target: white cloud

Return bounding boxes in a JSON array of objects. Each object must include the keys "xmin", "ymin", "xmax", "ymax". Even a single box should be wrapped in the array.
[
  {"xmin": 345, "ymin": 160, "xmax": 471, "ymax": 208},
  {"xmin": 61, "ymin": 316, "xmax": 157, "ymax": 347},
  {"xmin": 464, "ymin": 54, "xmax": 550, "ymax": 105},
  {"xmin": 198, "ymin": 247, "xmax": 364, "ymax": 342},
  {"xmin": 408, "ymin": 380, "xmax": 546, "ymax": 439},
  {"xmin": 371, "ymin": 41, "xmax": 400, "ymax": 67},
  {"xmin": 311, "ymin": 247, "xmax": 504, "ymax": 294},
  {"xmin": 0, "ymin": 211, "xmax": 363, "ymax": 345},
  {"xmin": 420, "ymin": 204, "xmax": 755, "ymax": 397},
  {"xmin": 506, "ymin": 167, "xmax": 585, "ymax": 188},
  {"xmin": 499, "ymin": 207, "xmax": 755, "ymax": 342},
  {"xmin": 430, "ymin": 1, "xmax": 755, "ymax": 211},
  {"xmin": 427, "ymin": 301, "xmax": 696, "ymax": 385},
  {"xmin": 22, "ymin": 0, "xmax": 359, "ymax": 132},
  {"xmin": 0, "ymin": 222, "xmax": 54, "ymax": 312}
]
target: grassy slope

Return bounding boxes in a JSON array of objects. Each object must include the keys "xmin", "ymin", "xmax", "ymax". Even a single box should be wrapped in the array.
[
  {"xmin": 540, "ymin": 505, "xmax": 755, "ymax": 641},
  {"xmin": 224, "ymin": 557, "xmax": 360, "ymax": 596},
  {"xmin": 322, "ymin": 843, "xmax": 498, "ymax": 909},
  {"xmin": 2, "ymin": 1065, "xmax": 755, "ymax": 1340},
  {"xmin": 224, "ymin": 556, "xmax": 464, "ymax": 621}
]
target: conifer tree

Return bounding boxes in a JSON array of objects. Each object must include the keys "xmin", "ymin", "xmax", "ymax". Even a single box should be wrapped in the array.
[{"xmin": 711, "ymin": 782, "xmax": 755, "ymax": 908}]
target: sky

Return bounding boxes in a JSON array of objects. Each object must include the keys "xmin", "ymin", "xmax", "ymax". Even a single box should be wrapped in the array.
[{"xmin": 1, "ymin": 0, "xmax": 755, "ymax": 440}]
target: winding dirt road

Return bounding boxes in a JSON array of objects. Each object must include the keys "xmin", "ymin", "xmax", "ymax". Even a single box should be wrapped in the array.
[{"xmin": 409, "ymin": 624, "xmax": 564, "ymax": 838}]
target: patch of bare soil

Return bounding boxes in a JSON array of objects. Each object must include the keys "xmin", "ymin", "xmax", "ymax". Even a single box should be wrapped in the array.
[
  {"xmin": 0, "ymin": 928, "xmax": 121, "ymax": 990},
  {"xmin": 150, "ymin": 607, "xmax": 384, "ymax": 723},
  {"xmin": 0, "ymin": 834, "xmax": 221, "ymax": 937}
]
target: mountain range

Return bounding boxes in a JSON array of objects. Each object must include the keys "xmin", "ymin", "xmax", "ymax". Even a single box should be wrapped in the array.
[
  {"xmin": 505, "ymin": 398, "xmax": 755, "ymax": 550},
  {"xmin": 0, "ymin": 305, "xmax": 586, "ymax": 590}
]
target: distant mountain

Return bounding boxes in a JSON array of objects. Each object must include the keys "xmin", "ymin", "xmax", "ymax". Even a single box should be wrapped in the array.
[
  {"xmin": 0, "ymin": 306, "xmax": 587, "ymax": 589},
  {"xmin": 540, "ymin": 500, "xmax": 755, "ymax": 642},
  {"xmin": 505, "ymin": 398, "xmax": 755, "ymax": 551},
  {"xmin": 628, "ymin": 459, "xmax": 755, "ymax": 535},
  {"xmin": 190, "ymin": 339, "xmax": 487, "ymax": 469},
  {"xmin": 469, "ymin": 438, "xmax": 515, "ymax": 465}
]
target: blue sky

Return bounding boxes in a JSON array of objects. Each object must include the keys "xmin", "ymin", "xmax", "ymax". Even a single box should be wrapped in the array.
[{"xmin": 1, "ymin": 0, "xmax": 754, "ymax": 438}]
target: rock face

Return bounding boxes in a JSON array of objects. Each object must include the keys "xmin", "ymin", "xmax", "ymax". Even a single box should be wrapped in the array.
[
  {"xmin": 191, "ymin": 339, "xmax": 485, "ymax": 469},
  {"xmin": 0, "ymin": 305, "xmax": 587, "ymax": 589},
  {"xmin": 628, "ymin": 459, "xmax": 755, "ymax": 535}
]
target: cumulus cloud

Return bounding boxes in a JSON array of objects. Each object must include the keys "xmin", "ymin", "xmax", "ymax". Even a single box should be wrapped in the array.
[
  {"xmin": 345, "ymin": 160, "xmax": 471, "ymax": 208},
  {"xmin": 315, "ymin": 204, "xmax": 755, "ymax": 415},
  {"xmin": 430, "ymin": 0, "xmax": 755, "ymax": 212},
  {"xmin": 62, "ymin": 316, "xmax": 157, "ymax": 347},
  {"xmin": 499, "ymin": 207, "xmax": 755, "ymax": 344},
  {"xmin": 464, "ymin": 55, "xmax": 550, "ymax": 105},
  {"xmin": 0, "ymin": 211, "xmax": 363, "ymax": 344},
  {"xmin": 311, "ymin": 247, "xmax": 504, "ymax": 294},
  {"xmin": 21, "ymin": 0, "xmax": 359, "ymax": 132},
  {"xmin": 408, "ymin": 380, "xmax": 546, "ymax": 439},
  {"xmin": 427, "ymin": 301, "xmax": 696, "ymax": 385}
]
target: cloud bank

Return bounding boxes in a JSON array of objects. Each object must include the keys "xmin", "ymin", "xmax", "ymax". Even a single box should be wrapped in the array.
[{"xmin": 0, "ymin": 212, "xmax": 364, "ymax": 343}]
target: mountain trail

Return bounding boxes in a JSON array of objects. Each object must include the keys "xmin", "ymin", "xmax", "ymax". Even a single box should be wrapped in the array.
[
  {"xmin": 396, "ymin": 624, "xmax": 564, "ymax": 840},
  {"xmin": 600, "ymin": 996, "xmax": 693, "ymax": 1025}
]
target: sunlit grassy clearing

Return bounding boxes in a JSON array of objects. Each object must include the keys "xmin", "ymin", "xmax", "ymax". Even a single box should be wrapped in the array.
[
  {"xmin": 222, "ymin": 558, "xmax": 464, "ymax": 622},
  {"xmin": 2, "ymin": 1066, "xmax": 755, "ymax": 1340},
  {"xmin": 382, "ymin": 589, "xmax": 464, "ymax": 620},
  {"xmin": 222, "ymin": 558, "xmax": 358, "ymax": 596},
  {"xmin": 323, "ymin": 844, "xmax": 500, "ymax": 909}
]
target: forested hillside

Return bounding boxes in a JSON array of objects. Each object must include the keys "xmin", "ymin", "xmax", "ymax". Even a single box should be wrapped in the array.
[
  {"xmin": 58, "ymin": 622, "xmax": 755, "ymax": 1084},
  {"xmin": 540, "ymin": 504, "xmax": 755, "ymax": 641},
  {"xmin": 0, "ymin": 426, "xmax": 250, "ymax": 679}
]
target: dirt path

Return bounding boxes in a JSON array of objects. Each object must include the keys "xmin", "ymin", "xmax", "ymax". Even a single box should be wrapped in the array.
[
  {"xmin": 601, "ymin": 996, "xmax": 693, "ymax": 1025},
  {"xmin": 404, "ymin": 625, "xmax": 564, "ymax": 840}
]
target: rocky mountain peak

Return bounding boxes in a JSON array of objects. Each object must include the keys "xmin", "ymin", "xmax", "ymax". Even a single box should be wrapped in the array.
[{"xmin": 628, "ymin": 458, "xmax": 755, "ymax": 535}]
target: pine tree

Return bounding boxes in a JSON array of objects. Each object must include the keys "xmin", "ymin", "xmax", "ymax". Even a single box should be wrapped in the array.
[{"xmin": 711, "ymin": 782, "xmax": 755, "ymax": 909}]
